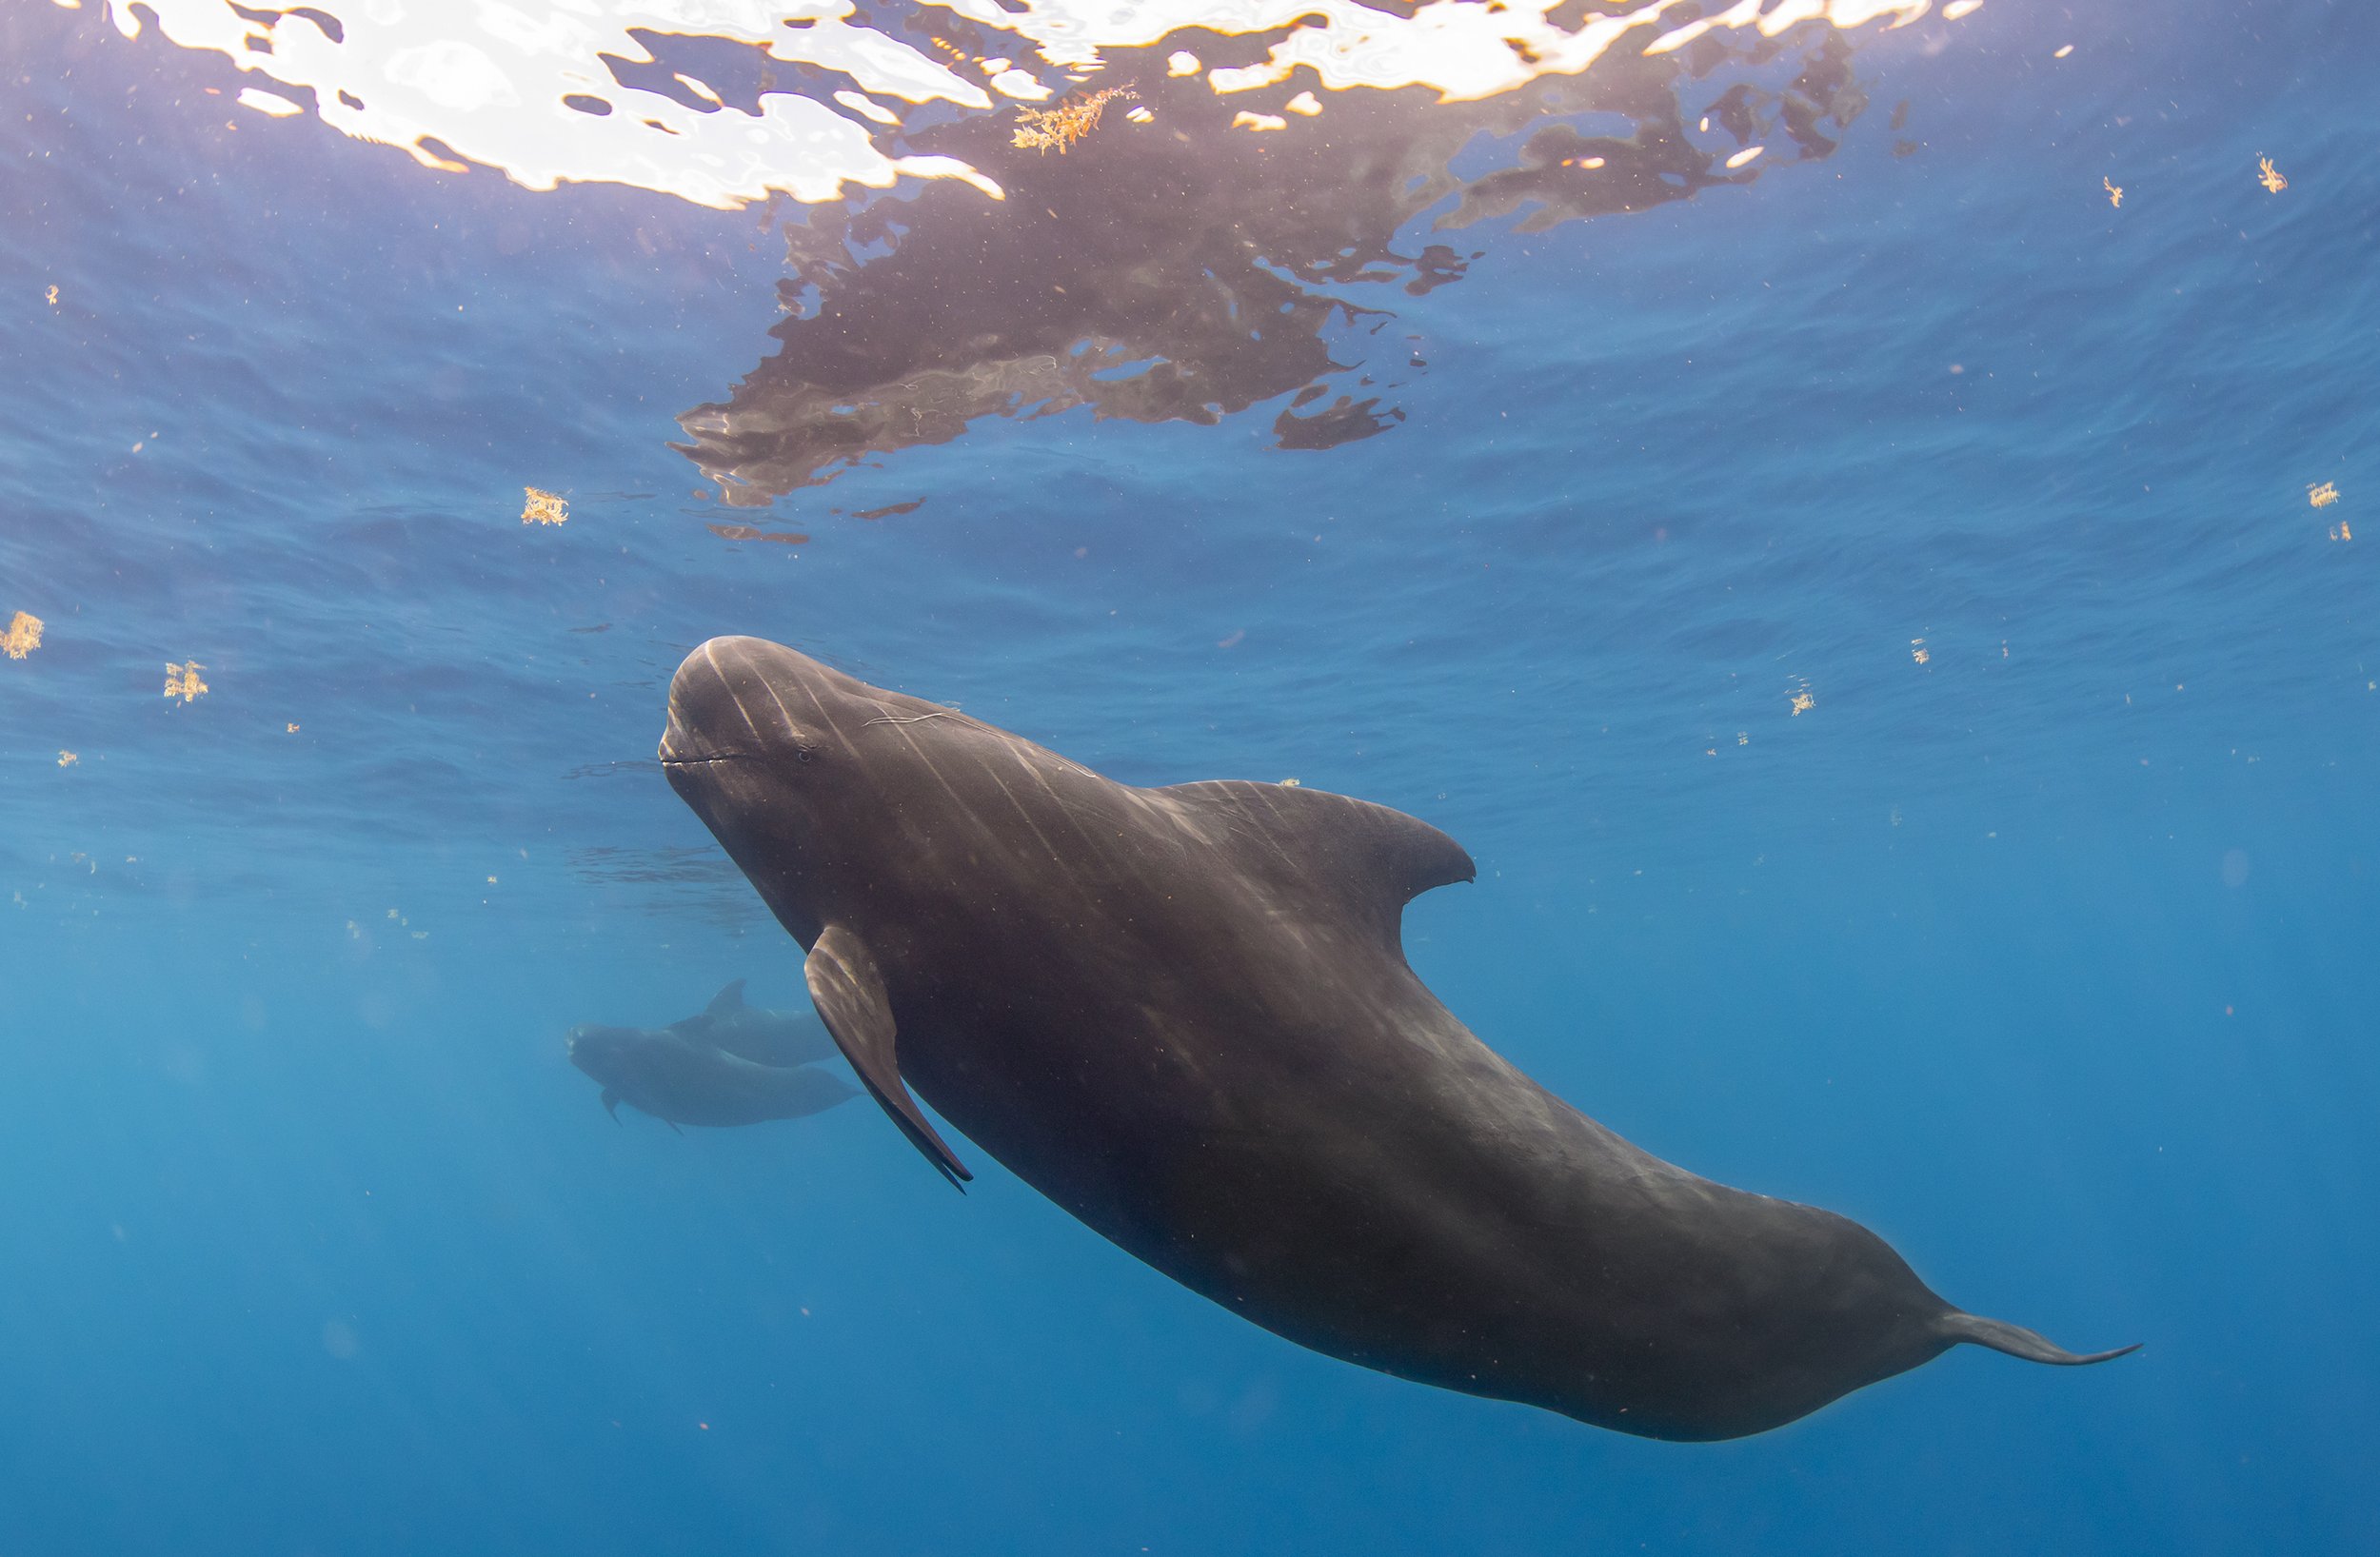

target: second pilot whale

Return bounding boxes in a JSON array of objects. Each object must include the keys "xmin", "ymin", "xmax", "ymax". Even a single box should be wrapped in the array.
[
  {"xmin": 566, "ymin": 1022, "xmax": 856, "ymax": 1129},
  {"xmin": 566, "ymin": 980, "xmax": 849, "ymax": 1128}
]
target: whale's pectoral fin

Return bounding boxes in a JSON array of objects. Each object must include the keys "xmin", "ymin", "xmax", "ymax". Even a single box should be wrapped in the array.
[
  {"xmin": 705, "ymin": 978, "xmax": 747, "ymax": 1015},
  {"xmin": 1938, "ymin": 1311, "xmax": 2141, "ymax": 1366},
  {"xmin": 804, "ymin": 925, "xmax": 972, "ymax": 1190},
  {"xmin": 601, "ymin": 1089, "xmax": 623, "ymax": 1124}
]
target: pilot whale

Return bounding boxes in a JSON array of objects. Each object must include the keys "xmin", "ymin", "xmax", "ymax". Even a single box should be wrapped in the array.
[
  {"xmin": 658, "ymin": 635, "xmax": 2134, "ymax": 1440},
  {"xmin": 572, "ymin": 978, "xmax": 839, "ymax": 1070},
  {"xmin": 566, "ymin": 1022, "xmax": 856, "ymax": 1129},
  {"xmin": 567, "ymin": 980, "xmax": 850, "ymax": 1128}
]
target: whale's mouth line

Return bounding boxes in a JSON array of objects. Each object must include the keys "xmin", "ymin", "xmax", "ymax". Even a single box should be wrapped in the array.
[{"xmin": 658, "ymin": 750, "xmax": 760, "ymax": 770}]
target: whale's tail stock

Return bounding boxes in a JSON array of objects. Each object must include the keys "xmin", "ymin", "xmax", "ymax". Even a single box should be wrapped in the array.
[{"xmin": 1939, "ymin": 1310, "xmax": 2142, "ymax": 1366}]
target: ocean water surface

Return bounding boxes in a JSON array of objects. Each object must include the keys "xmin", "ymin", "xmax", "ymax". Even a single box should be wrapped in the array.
[{"xmin": 4, "ymin": 0, "xmax": 2376, "ymax": 1551}]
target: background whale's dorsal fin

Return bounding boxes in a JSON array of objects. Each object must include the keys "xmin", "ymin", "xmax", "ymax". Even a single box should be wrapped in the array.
[
  {"xmin": 705, "ymin": 978, "xmax": 748, "ymax": 1015},
  {"xmin": 1158, "ymin": 780, "xmax": 1476, "ymax": 943}
]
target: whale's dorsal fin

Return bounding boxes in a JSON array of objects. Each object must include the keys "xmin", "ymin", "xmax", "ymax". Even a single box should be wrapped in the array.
[
  {"xmin": 1160, "ymin": 780, "xmax": 1475, "ymax": 941},
  {"xmin": 805, "ymin": 925, "xmax": 971, "ymax": 1190},
  {"xmin": 705, "ymin": 978, "xmax": 747, "ymax": 1015}
]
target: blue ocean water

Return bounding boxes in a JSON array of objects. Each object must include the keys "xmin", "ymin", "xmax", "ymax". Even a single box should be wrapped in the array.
[{"xmin": 4, "ymin": 1, "xmax": 2376, "ymax": 1551}]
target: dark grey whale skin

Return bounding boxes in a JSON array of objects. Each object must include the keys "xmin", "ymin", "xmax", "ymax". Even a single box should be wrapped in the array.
[{"xmin": 659, "ymin": 636, "xmax": 2134, "ymax": 1441}]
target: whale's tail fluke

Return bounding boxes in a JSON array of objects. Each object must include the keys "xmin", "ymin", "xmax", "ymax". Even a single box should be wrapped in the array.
[{"xmin": 1939, "ymin": 1310, "xmax": 2141, "ymax": 1366}]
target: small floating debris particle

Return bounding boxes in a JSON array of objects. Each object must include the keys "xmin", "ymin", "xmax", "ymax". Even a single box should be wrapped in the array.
[
  {"xmin": 1563, "ymin": 156, "xmax": 1606, "ymax": 169},
  {"xmin": 1284, "ymin": 92, "xmax": 1321, "ymax": 117},
  {"xmin": 522, "ymin": 486, "xmax": 569, "ymax": 525},
  {"xmin": 1279, "ymin": 777, "xmax": 1301, "ymax": 787},
  {"xmin": 163, "ymin": 660, "xmax": 208, "ymax": 703},
  {"xmin": 3, "ymin": 611, "xmax": 42, "ymax": 659},
  {"xmin": 2309, "ymin": 481, "xmax": 2339, "ymax": 508},
  {"xmin": 1788, "ymin": 689, "xmax": 1815, "ymax": 716},
  {"xmin": 1012, "ymin": 85, "xmax": 1135, "ymax": 154},
  {"xmin": 287, "ymin": 722, "xmax": 300, "ymax": 733},
  {"xmin": 1232, "ymin": 111, "xmax": 1288, "ymax": 133},
  {"xmin": 2054, "ymin": 44, "xmax": 2074, "ymax": 58},
  {"xmin": 57, "ymin": 750, "xmax": 77, "ymax": 768},
  {"xmin": 2103, "ymin": 177, "xmax": 2123, "ymax": 208},
  {"xmin": 1724, "ymin": 145, "xmax": 1764, "ymax": 169},
  {"xmin": 2257, "ymin": 156, "xmax": 2288, "ymax": 193},
  {"xmin": 1911, "ymin": 639, "xmax": 1931, "ymax": 665},
  {"xmin": 45, "ymin": 285, "xmax": 59, "ymax": 307},
  {"xmin": 2330, "ymin": 521, "xmax": 2352, "ymax": 542}
]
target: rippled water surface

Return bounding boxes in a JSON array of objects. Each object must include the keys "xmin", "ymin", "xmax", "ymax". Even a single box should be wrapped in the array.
[{"xmin": 4, "ymin": 1, "xmax": 2376, "ymax": 1552}]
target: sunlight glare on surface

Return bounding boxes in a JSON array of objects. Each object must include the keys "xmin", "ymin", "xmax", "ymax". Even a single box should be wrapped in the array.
[{"xmin": 110, "ymin": 0, "xmax": 1968, "ymax": 207}]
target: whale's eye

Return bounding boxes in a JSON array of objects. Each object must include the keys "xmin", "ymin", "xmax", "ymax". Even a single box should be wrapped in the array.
[{"xmin": 795, "ymin": 743, "xmax": 816, "ymax": 764}]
